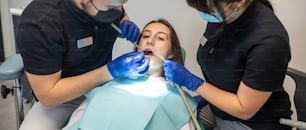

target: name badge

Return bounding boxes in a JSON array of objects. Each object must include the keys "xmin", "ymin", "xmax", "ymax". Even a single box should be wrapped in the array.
[
  {"xmin": 199, "ymin": 35, "xmax": 207, "ymax": 46},
  {"xmin": 77, "ymin": 36, "xmax": 93, "ymax": 48}
]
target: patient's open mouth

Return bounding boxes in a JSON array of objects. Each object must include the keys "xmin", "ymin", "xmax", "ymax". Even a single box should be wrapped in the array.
[{"xmin": 144, "ymin": 49, "xmax": 153, "ymax": 56}]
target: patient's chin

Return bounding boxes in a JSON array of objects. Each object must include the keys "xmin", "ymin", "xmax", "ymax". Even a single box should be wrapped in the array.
[{"xmin": 148, "ymin": 63, "xmax": 162, "ymax": 76}]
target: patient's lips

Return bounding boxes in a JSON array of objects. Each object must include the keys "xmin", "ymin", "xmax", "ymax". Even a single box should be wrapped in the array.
[
  {"xmin": 143, "ymin": 48, "xmax": 162, "ymax": 73},
  {"xmin": 144, "ymin": 49, "xmax": 153, "ymax": 56}
]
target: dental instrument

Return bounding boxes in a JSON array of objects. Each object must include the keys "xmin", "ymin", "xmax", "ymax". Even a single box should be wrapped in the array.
[
  {"xmin": 111, "ymin": 23, "xmax": 139, "ymax": 48},
  {"xmin": 154, "ymin": 54, "xmax": 202, "ymax": 130}
]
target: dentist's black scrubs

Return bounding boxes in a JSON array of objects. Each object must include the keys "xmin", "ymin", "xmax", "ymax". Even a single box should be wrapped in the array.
[
  {"xmin": 18, "ymin": 0, "xmax": 119, "ymax": 78},
  {"xmin": 17, "ymin": 0, "xmax": 124, "ymax": 129}
]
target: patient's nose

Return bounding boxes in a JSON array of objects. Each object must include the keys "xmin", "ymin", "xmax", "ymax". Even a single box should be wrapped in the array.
[{"xmin": 147, "ymin": 40, "xmax": 154, "ymax": 46}]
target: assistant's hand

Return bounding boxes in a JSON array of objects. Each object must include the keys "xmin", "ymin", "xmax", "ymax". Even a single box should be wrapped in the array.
[
  {"xmin": 107, "ymin": 52, "xmax": 150, "ymax": 78},
  {"xmin": 193, "ymin": 95, "xmax": 208, "ymax": 113},
  {"xmin": 163, "ymin": 60, "xmax": 204, "ymax": 91},
  {"xmin": 118, "ymin": 20, "xmax": 140, "ymax": 42}
]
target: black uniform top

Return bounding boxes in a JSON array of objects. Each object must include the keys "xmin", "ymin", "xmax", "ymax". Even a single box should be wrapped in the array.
[
  {"xmin": 17, "ymin": 0, "xmax": 120, "ymax": 78},
  {"xmin": 197, "ymin": 1, "xmax": 292, "ymax": 129}
]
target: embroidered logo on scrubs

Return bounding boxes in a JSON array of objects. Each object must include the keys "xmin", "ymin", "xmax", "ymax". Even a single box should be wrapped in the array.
[
  {"xmin": 77, "ymin": 36, "xmax": 93, "ymax": 48},
  {"xmin": 199, "ymin": 35, "xmax": 207, "ymax": 46}
]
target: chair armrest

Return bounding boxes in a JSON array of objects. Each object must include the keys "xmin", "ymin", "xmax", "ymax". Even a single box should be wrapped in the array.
[
  {"xmin": 280, "ymin": 118, "xmax": 306, "ymax": 129},
  {"xmin": 0, "ymin": 54, "xmax": 24, "ymax": 80}
]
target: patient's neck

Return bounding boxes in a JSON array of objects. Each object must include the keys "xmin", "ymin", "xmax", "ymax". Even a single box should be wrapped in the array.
[{"xmin": 147, "ymin": 67, "xmax": 163, "ymax": 77}]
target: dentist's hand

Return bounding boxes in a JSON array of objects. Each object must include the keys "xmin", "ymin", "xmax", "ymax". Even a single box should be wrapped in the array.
[
  {"xmin": 163, "ymin": 60, "xmax": 204, "ymax": 91},
  {"xmin": 118, "ymin": 20, "xmax": 140, "ymax": 42},
  {"xmin": 107, "ymin": 52, "xmax": 150, "ymax": 78}
]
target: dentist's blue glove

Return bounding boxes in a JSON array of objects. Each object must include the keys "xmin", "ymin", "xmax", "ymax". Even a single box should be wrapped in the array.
[
  {"xmin": 107, "ymin": 52, "xmax": 150, "ymax": 78},
  {"xmin": 118, "ymin": 20, "xmax": 140, "ymax": 43},
  {"xmin": 163, "ymin": 60, "xmax": 204, "ymax": 91}
]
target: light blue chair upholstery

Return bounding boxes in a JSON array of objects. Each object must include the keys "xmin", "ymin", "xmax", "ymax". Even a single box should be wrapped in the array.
[
  {"xmin": 0, "ymin": 48, "xmax": 191, "ymax": 129},
  {"xmin": 0, "ymin": 54, "xmax": 23, "ymax": 79}
]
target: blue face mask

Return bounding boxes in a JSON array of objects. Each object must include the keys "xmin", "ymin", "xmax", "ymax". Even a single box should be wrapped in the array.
[
  {"xmin": 199, "ymin": 3, "xmax": 235, "ymax": 23},
  {"xmin": 199, "ymin": 12, "xmax": 223, "ymax": 23}
]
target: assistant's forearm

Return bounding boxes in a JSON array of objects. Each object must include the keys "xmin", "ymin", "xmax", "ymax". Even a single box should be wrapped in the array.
[{"xmin": 196, "ymin": 82, "xmax": 255, "ymax": 120}]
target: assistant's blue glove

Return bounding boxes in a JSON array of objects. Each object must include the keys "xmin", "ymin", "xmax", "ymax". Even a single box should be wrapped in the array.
[
  {"xmin": 193, "ymin": 95, "xmax": 208, "ymax": 113},
  {"xmin": 118, "ymin": 20, "xmax": 140, "ymax": 43},
  {"xmin": 163, "ymin": 60, "xmax": 204, "ymax": 91},
  {"xmin": 107, "ymin": 52, "xmax": 150, "ymax": 78}
]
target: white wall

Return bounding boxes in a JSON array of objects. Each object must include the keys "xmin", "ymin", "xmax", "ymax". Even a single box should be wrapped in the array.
[{"xmin": 271, "ymin": 0, "xmax": 306, "ymax": 71}]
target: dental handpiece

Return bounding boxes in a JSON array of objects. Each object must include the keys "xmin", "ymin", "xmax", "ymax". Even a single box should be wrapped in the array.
[
  {"xmin": 155, "ymin": 54, "xmax": 202, "ymax": 130},
  {"xmin": 111, "ymin": 23, "xmax": 139, "ymax": 48}
]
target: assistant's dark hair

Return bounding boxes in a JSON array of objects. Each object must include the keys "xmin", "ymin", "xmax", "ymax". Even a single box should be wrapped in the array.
[{"xmin": 258, "ymin": 0, "xmax": 273, "ymax": 11}]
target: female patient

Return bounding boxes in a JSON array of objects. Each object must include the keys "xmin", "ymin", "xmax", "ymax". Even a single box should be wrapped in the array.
[{"xmin": 62, "ymin": 19, "xmax": 197, "ymax": 130}]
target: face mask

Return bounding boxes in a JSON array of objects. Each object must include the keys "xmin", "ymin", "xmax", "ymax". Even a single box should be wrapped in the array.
[
  {"xmin": 199, "ymin": 12, "xmax": 223, "ymax": 23},
  {"xmin": 199, "ymin": 3, "xmax": 236, "ymax": 23},
  {"xmin": 90, "ymin": 0, "xmax": 125, "ymax": 23},
  {"xmin": 93, "ymin": 9, "xmax": 124, "ymax": 23}
]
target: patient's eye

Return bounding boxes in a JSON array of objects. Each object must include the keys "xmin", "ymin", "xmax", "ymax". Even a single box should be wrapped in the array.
[
  {"xmin": 142, "ymin": 30, "xmax": 151, "ymax": 39},
  {"xmin": 157, "ymin": 36, "xmax": 165, "ymax": 41},
  {"xmin": 142, "ymin": 35, "xmax": 150, "ymax": 39},
  {"xmin": 157, "ymin": 34, "xmax": 167, "ymax": 41}
]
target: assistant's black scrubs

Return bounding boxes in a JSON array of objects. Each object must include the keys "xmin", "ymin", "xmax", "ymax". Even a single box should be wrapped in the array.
[{"xmin": 197, "ymin": 1, "xmax": 292, "ymax": 129}]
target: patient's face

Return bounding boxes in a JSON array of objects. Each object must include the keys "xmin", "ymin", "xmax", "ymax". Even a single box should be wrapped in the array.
[{"xmin": 137, "ymin": 22, "xmax": 172, "ymax": 76}]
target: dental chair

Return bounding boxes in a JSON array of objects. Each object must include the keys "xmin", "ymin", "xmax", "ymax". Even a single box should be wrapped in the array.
[
  {"xmin": 279, "ymin": 67, "xmax": 306, "ymax": 130},
  {"xmin": 0, "ymin": 47, "xmax": 192, "ymax": 130},
  {"xmin": 0, "ymin": 54, "xmax": 24, "ymax": 128}
]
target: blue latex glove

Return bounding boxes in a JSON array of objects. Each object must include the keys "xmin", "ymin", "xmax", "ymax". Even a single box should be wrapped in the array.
[
  {"xmin": 118, "ymin": 20, "xmax": 140, "ymax": 43},
  {"xmin": 163, "ymin": 60, "xmax": 204, "ymax": 91},
  {"xmin": 193, "ymin": 95, "xmax": 208, "ymax": 113},
  {"xmin": 107, "ymin": 52, "xmax": 150, "ymax": 78}
]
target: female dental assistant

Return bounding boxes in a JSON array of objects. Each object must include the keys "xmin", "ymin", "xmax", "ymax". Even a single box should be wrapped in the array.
[
  {"xmin": 163, "ymin": 0, "xmax": 292, "ymax": 129},
  {"xmin": 17, "ymin": 0, "xmax": 148, "ymax": 130}
]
